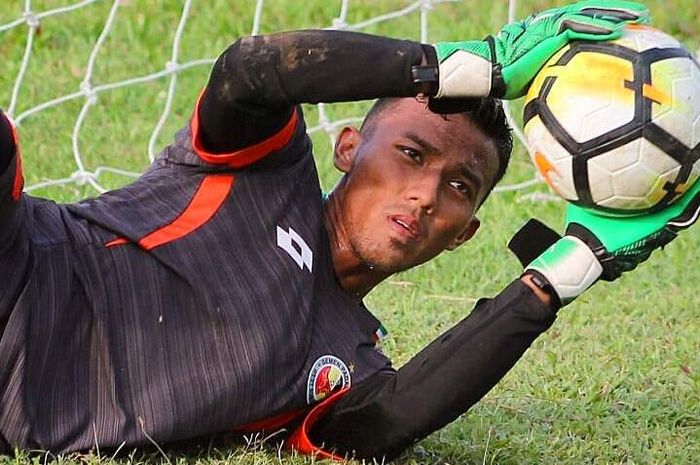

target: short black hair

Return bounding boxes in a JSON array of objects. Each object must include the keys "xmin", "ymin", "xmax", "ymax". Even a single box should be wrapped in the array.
[{"xmin": 359, "ymin": 96, "xmax": 513, "ymax": 202}]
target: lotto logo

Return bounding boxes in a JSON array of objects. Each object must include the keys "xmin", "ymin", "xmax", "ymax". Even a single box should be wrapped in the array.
[{"xmin": 276, "ymin": 225, "xmax": 313, "ymax": 273}]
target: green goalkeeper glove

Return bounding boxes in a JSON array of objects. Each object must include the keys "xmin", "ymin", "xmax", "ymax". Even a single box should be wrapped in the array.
[
  {"xmin": 433, "ymin": 0, "xmax": 649, "ymax": 99},
  {"xmin": 510, "ymin": 180, "xmax": 700, "ymax": 306}
]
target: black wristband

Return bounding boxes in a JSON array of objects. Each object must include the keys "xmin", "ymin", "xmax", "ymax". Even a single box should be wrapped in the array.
[
  {"xmin": 523, "ymin": 270, "xmax": 562, "ymax": 311},
  {"xmin": 411, "ymin": 44, "xmax": 439, "ymax": 96},
  {"xmin": 483, "ymin": 36, "xmax": 506, "ymax": 98}
]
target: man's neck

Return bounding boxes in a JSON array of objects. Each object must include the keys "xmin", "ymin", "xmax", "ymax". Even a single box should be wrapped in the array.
[{"xmin": 323, "ymin": 190, "xmax": 390, "ymax": 298}]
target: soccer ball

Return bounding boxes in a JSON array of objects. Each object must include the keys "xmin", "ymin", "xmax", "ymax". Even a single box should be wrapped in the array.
[{"xmin": 523, "ymin": 25, "xmax": 700, "ymax": 216}]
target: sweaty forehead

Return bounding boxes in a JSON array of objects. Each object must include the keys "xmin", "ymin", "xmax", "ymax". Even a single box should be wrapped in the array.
[{"xmin": 369, "ymin": 98, "xmax": 500, "ymax": 187}]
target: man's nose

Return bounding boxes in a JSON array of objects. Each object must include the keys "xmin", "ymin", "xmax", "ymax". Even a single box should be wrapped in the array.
[{"xmin": 407, "ymin": 174, "xmax": 440, "ymax": 215}]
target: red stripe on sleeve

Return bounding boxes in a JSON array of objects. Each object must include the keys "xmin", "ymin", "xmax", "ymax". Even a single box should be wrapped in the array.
[
  {"xmin": 190, "ymin": 90, "xmax": 299, "ymax": 169},
  {"xmin": 7, "ymin": 116, "xmax": 23, "ymax": 201},
  {"xmin": 106, "ymin": 174, "xmax": 234, "ymax": 250},
  {"xmin": 12, "ymin": 153, "xmax": 23, "ymax": 201},
  {"xmin": 286, "ymin": 388, "xmax": 349, "ymax": 462}
]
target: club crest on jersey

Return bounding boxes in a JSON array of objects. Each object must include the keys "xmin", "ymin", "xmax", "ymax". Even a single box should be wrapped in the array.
[{"xmin": 306, "ymin": 355, "xmax": 351, "ymax": 404}]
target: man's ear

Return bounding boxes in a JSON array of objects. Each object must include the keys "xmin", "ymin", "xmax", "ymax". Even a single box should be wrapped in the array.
[
  {"xmin": 333, "ymin": 127, "xmax": 361, "ymax": 173},
  {"xmin": 446, "ymin": 217, "xmax": 480, "ymax": 251}
]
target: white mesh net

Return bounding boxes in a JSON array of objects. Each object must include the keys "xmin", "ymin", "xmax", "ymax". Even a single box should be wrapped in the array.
[
  {"xmin": 0, "ymin": 0, "xmax": 542, "ymax": 197},
  {"xmin": 1, "ymin": 0, "xmax": 697, "ymax": 199}
]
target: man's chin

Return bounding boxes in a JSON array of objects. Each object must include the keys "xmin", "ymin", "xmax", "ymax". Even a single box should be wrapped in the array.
[
  {"xmin": 358, "ymin": 250, "xmax": 422, "ymax": 275},
  {"xmin": 352, "ymin": 236, "xmax": 427, "ymax": 274}
]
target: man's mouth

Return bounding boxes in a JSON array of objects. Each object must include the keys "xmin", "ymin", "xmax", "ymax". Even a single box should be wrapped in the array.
[{"xmin": 389, "ymin": 215, "xmax": 423, "ymax": 241}]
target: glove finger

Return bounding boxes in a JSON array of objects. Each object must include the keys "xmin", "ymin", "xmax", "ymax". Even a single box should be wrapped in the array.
[
  {"xmin": 560, "ymin": 17, "xmax": 614, "ymax": 36},
  {"xmin": 577, "ymin": 6, "xmax": 650, "ymax": 24},
  {"xmin": 569, "ymin": 0, "xmax": 650, "ymax": 20},
  {"xmin": 558, "ymin": 14, "xmax": 625, "ymax": 40}
]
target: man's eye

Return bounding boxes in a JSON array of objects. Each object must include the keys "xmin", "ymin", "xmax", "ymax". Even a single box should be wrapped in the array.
[
  {"xmin": 449, "ymin": 180, "xmax": 470, "ymax": 196},
  {"xmin": 401, "ymin": 147, "xmax": 422, "ymax": 163}
]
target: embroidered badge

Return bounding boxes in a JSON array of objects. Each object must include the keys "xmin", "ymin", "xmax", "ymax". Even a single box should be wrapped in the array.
[{"xmin": 306, "ymin": 355, "xmax": 351, "ymax": 404}]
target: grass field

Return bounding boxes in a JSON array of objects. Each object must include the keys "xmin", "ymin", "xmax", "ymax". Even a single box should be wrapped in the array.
[{"xmin": 0, "ymin": 0, "xmax": 698, "ymax": 463}]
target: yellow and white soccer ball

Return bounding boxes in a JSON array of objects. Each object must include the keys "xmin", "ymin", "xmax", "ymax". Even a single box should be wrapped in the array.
[{"xmin": 524, "ymin": 25, "xmax": 700, "ymax": 216}]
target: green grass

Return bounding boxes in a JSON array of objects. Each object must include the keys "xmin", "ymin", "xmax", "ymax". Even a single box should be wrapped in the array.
[{"xmin": 1, "ymin": 0, "xmax": 698, "ymax": 463}]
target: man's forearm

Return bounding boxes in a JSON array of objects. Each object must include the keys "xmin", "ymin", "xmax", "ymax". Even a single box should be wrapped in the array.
[
  {"xmin": 198, "ymin": 30, "xmax": 435, "ymax": 153},
  {"xmin": 309, "ymin": 279, "xmax": 557, "ymax": 461}
]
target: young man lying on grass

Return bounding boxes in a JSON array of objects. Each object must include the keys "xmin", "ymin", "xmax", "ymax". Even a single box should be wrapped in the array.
[{"xmin": 1, "ymin": 0, "xmax": 697, "ymax": 461}]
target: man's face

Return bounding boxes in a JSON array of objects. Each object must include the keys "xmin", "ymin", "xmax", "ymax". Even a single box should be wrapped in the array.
[{"xmin": 333, "ymin": 98, "xmax": 500, "ymax": 274}]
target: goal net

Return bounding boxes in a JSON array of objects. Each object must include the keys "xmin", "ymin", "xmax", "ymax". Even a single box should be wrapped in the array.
[
  {"xmin": 1, "ymin": 0, "xmax": 697, "ymax": 201},
  {"xmin": 0, "ymin": 0, "xmax": 537, "ymax": 199}
]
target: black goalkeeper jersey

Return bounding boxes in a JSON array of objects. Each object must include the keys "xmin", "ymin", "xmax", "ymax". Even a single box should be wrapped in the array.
[{"xmin": 0, "ymin": 105, "xmax": 391, "ymax": 452}]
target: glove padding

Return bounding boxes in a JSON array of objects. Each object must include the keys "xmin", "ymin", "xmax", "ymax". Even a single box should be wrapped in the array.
[
  {"xmin": 434, "ymin": 0, "xmax": 649, "ymax": 99},
  {"xmin": 511, "ymin": 180, "xmax": 700, "ymax": 305}
]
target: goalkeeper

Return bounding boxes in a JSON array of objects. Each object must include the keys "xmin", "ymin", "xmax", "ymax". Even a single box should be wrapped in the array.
[{"xmin": 0, "ymin": 0, "xmax": 696, "ymax": 461}]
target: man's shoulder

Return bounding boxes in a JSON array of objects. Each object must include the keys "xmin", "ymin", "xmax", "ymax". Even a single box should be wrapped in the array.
[{"xmin": 158, "ymin": 107, "xmax": 314, "ymax": 172}]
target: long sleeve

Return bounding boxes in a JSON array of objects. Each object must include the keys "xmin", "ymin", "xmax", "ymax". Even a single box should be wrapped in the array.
[
  {"xmin": 0, "ymin": 111, "xmax": 24, "ymax": 253},
  {"xmin": 297, "ymin": 279, "xmax": 557, "ymax": 461},
  {"xmin": 197, "ymin": 30, "xmax": 436, "ymax": 154},
  {"xmin": 0, "ymin": 111, "xmax": 28, "ymax": 331}
]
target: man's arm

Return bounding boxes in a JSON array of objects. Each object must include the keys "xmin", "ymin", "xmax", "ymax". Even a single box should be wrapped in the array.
[
  {"xmin": 0, "ymin": 111, "xmax": 24, "ymax": 253},
  {"xmin": 197, "ymin": 30, "xmax": 435, "ymax": 154},
  {"xmin": 197, "ymin": 1, "xmax": 649, "ymax": 156},
  {"xmin": 294, "ymin": 278, "xmax": 557, "ymax": 461}
]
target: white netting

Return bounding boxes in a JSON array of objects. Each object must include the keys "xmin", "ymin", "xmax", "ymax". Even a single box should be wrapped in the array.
[
  {"xmin": 1, "ymin": 1, "xmax": 697, "ymax": 198},
  {"xmin": 1, "ymin": 0, "xmax": 541, "ymax": 197}
]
